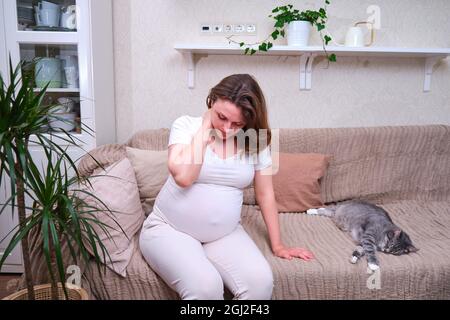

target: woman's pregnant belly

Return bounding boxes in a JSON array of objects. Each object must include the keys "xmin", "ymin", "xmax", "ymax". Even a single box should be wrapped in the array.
[{"xmin": 154, "ymin": 175, "xmax": 243, "ymax": 242}]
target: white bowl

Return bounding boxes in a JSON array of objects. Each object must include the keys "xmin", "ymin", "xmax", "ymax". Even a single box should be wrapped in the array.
[{"xmin": 48, "ymin": 112, "xmax": 76, "ymax": 132}]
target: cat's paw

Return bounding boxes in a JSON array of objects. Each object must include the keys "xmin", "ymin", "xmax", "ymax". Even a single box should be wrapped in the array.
[
  {"xmin": 366, "ymin": 263, "xmax": 380, "ymax": 274},
  {"xmin": 350, "ymin": 256, "xmax": 359, "ymax": 264},
  {"xmin": 306, "ymin": 208, "xmax": 319, "ymax": 215}
]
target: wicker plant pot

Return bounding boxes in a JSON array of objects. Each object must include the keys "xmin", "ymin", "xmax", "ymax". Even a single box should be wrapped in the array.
[{"xmin": 2, "ymin": 283, "xmax": 89, "ymax": 300}]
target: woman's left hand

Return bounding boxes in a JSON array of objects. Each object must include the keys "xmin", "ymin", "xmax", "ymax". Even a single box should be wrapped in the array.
[{"xmin": 273, "ymin": 245, "xmax": 315, "ymax": 261}]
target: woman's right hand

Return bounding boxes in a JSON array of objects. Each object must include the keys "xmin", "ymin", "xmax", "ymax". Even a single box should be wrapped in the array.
[
  {"xmin": 202, "ymin": 108, "xmax": 213, "ymax": 130},
  {"xmin": 202, "ymin": 109, "xmax": 215, "ymax": 145}
]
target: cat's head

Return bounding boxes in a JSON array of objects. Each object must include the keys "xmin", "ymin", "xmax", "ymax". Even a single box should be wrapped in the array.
[{"xmin": 384, "ymin": 228, "xmax": 419, "ymax": 255}]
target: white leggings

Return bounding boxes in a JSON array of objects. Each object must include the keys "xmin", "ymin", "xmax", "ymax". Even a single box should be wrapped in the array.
[{"xmin": 139, "ymin": 208, "xmax": 274, "ymax": 300}]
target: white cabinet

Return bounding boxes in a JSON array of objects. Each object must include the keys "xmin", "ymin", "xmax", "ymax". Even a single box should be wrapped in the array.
[{"xmin": 0, "ymin": 0, "xmax": 116, "ymax": 272}]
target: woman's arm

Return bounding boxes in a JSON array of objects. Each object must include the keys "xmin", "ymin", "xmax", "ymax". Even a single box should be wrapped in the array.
[
  {"xmin": 254, "ymin": 169, "xmax": 315, "ymax": 261},
  {"xmin": 168, "ymin": 110, "xmax": 214, "ymax": 188}
]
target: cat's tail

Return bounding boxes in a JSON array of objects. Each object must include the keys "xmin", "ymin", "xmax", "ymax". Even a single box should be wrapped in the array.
[{"xmin": 306, "ymin": 204, "xmax": 337, "ymax": 217}]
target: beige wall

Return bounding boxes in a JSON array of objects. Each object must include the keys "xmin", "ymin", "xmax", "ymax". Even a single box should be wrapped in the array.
[{"xmin": 112, "ymin": 0, "xmax": 450, "ymax": 143}]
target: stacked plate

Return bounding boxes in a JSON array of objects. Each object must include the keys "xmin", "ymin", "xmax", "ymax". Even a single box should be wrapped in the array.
[{"xmin": 17, "ymin": 0, "xmax": 34, "ymax": 24}]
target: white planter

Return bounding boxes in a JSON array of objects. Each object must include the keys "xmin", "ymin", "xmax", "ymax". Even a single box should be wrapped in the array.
[{"xmin": 287, "ymin": 20, "xmax": 311, "ymax": 46}]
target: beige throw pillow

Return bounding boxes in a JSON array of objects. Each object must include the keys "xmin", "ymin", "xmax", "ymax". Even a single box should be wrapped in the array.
[
  {"xmin": 81, "ymin": 157, "xmax": 145, "ymax": 277},
  {"xmin": 125, "ymin": 147, "xmax": 169, "ymax": 215}
]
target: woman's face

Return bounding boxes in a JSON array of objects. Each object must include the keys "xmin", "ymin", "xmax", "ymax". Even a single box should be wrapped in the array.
[{"xmin": 211, "ymin": 98, "xmax": 246, "ymax": 140}]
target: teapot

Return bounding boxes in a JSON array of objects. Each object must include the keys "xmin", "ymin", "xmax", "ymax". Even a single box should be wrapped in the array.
[{"xmin": 344, "ymin": 21, "xmax": 375, "ymax": 47}]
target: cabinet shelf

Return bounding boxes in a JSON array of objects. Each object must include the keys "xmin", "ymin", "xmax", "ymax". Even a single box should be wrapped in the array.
[
  {"xmin": 174, "ymin": 43, "xmax": 450, "ymax": 92},
  {"xmin": 33, "ymin": 88, "xmax": 80, "ymax": 93},
  {"xmin": 15, "ymin": 30, "xmax": 79, "ymax": 44}
]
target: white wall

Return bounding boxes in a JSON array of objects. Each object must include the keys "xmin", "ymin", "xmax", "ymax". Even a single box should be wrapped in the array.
[{"xmin": 112, "ymin": 0, "xmax": 450, "ymax": 143}]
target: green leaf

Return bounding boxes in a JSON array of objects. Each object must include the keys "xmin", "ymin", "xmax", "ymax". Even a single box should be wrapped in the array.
[
  {"xmin": 326, "ymin": 0, "xmax": 330, "ymax": 4},
  {"xmin": 328, "ymin": 53, "xmax": 337, "ymax": 62},
  {"xmin": 244, "ymin": 47, "xmax": 250, "ymax": 55},
  {"xmin": 271, "ymin": 29, "xmax": 279, "ymax": 40},
  {"xmin": 274, "ymin": 20, "xmax": 284, "ymax": 28},
  {"xmin": 316, "ymin": 23, "xmax": 325, "ymax": 31},
  {"xmin": 259, "ymin": 43, "xmax": 267, "ymax": 52},
  {"xmin": 324, "ymin": 35, "xmax": 332, "ymax": 45},
  {"xmin": 267, "ymin": 42, "xmax": 273, "ymax": 49},
  {"xmin": 250, "ymin": 49, "xmax": 256, "ymax": 55},
  {"xmin": 280, "ymin": 30, "xmax": 285, "ymax": 37},
  {"xmin": 239, "ymin": 42, "xmax": 245, "ymax": 47}
]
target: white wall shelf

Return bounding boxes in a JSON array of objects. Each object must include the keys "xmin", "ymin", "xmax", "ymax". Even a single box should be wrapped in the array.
[{"xmin": 174, "ymin": 44, "xmax": 450, "ymax": 92}]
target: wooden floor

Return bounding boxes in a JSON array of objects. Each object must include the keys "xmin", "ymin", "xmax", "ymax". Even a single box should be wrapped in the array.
[{"xmin": 0, "ymin": 274, "xmax": 22, "ymax": 299}]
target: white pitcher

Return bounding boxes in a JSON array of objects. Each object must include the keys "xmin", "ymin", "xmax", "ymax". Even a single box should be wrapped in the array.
[{"xmin": 344, "ymin": 21, "xmax": 375, "ymax": 47}]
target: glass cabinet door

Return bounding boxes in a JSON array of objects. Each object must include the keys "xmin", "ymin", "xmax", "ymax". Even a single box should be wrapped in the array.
[
  {"xmin": 3, "ymin": 0, "xmax": 92, "ymax": 140},
  {"xmin": 20, "ymin": 43, "xmax": 82, "ymax": 134},
  {"xmin": 16, "ymin": 0, "xmax": 77, "ymax": 32}
]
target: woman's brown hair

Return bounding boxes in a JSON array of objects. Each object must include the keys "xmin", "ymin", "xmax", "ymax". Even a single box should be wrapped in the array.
[{"xmin": 206, "ymin": 74, "xmax": 271, "ymax": 155}]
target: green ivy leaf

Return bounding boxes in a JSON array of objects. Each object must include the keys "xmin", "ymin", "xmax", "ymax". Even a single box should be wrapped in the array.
[
  {"xmin": 240, "ymin": 42, "xmax": 245, "ymax": 47},
  {"xmin": 326, "ymin": 0, "xmax": 330, "ymax": 4},
  {"xmin": 272, "ymin": 7, "xmax": 279, "ymax": 13},
  {"xmin": 280, "ymin": 29, "xmax": 285, "ymax": 37},
  {"xmin": 244, "ymin": 47, "xmax": 250, "ymax": 55},
  {"xmin": 271, "ymin": 29, "xmax": 279, "ymax": 40},
  {"xmin": 250, "ymin": 49, "xmax": 257, "ymax": 55},
  {"xmin": 324, "ymin": 35, "xmax": 331, "ymax": 45},
  {"xmin": 259, "ymin": 43, "xmax": 267, "ymax": 51},
  {"xmin": 316, "ymin": 23, "xmax": 325, "ymax": 31},
  {"xmin": 328, "ymin": 54, "xmax": 336, "ymax": 62},
  {"xmin": 275, "ymin": 20, "xmax": 284, "ymax": 28},
  {"xmin": 267, "ymin": 42, "xmax": 273, "ymax": 49}
]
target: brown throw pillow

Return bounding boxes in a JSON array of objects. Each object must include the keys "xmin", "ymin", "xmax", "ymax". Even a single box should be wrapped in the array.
[{"xmin": 272, "ymin": 152, "xmax": 332, "ymax": 213}]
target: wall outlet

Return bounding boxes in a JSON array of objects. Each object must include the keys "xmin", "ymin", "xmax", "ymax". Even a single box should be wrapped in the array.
[
  {"xmin": 246, "ymin": 24, "xmax": 256, "ymax": 34},
  {"xmin": 200, "ymin": 23, "xmax": 256, "ymax": 36},
  {"xmin": 212, "ymin": 24, "xmax": 223, "ymax": 33},
  {"xmin": 200, "ymin": 24, "xmax": 212, "ymax": 33},
  {"xmin": 224, "ymin": 24, "xmax": 233, "ymax": 33},
  {"xmin": 234, "ymin": 24, "xmax": 245, "ymax": 33}
]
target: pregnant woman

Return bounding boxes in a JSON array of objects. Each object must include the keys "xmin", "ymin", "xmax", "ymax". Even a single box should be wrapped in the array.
[{"xmin": 139, "ymin": 74, "xmax": 314, "ymax": 300}]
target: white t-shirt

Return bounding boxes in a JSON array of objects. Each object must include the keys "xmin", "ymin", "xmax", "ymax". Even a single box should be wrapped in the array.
[{"xmin": 152, "ymin": 115, "xmax": 272, "ymax": 242}]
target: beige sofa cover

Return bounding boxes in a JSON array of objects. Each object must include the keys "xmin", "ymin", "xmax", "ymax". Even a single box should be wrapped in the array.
[{"xmin": 20, "ymin": 124, "xmax": 450, "ymax": 299}]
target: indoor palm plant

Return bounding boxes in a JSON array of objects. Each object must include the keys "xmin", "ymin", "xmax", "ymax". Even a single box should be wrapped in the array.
[
  {"xmin": 227, "ymin": 1, "xmax": 336, "ymax": 62},
  {"xmin": 0, "ymin": 57, "xmax": 122, "ymax": 300}
]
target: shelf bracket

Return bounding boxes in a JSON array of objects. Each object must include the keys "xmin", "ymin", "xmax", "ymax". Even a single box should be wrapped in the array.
[
  {"xmin": 305, "ymin": 53, "xmax": 317, "ymax": 90},
  {"xmin": 299, "ymin": 53, "xmax": 316, "ymax": 90},
  {"xmin": 182, "ymin": 52, "xmax": 207, "ymax": 89},
  {"xmin": 423, "ymin": 56, "xmax": 441, "ymax": 92},
  {"xmin": 299, "ymin": 53, "xmax": 309, "ymax": 90}
]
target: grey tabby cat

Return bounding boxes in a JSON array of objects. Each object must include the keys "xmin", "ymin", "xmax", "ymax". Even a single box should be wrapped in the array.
[{"xmin": 307, "ymin": 199, "xmax": 418, "ymax": 272}]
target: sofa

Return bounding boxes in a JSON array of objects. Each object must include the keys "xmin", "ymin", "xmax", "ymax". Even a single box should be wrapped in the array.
[{"xmin": 20, "ymin": 124, "xmax": 450, "ymax": 299}]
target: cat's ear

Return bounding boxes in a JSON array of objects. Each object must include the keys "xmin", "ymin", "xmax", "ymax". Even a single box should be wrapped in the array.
[
  {"xmin": 387, "ymin": 230, "xmax": 395, "ymax": 239},
  {"xmin": 387, "ymin": 229, "xmax": 401, "ymax": 239}
]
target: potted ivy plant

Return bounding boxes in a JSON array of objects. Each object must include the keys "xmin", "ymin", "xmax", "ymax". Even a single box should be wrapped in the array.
[
  {"xmin": 0, "ymin": 57, "xmax": 121, "ymax": 300},
  {"xmin": 227, "ymin": 1, "xmax": 336, "ymax": 62}
]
